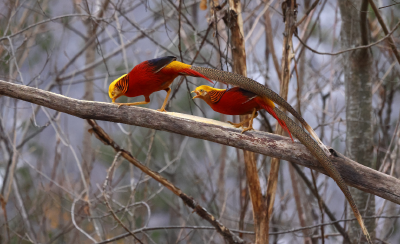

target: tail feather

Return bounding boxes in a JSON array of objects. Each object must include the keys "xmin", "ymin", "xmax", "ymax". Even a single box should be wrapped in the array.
[
  {"xmin": 356, "ymin": 213, "xmax": 372, "ymax": 244},
  {"xmin": 260, "ymin": 103, "xmax": 294, "ymax": 141},
  {"xmin": 180, "ymin": 68, "xmax": 214, "ymax": 84}
]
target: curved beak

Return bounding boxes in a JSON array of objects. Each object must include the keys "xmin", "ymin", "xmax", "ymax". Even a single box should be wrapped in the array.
[
  {"xmin": 110, "ymin": 90, "xmax": 123, "ymax": 103},
  {"xmin": 191, "ymin": 90, "xmax": 200, "ymax": 99}
]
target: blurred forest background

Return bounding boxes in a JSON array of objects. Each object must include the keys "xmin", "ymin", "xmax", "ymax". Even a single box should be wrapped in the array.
[{"xmin": 0, "ymin": 0, "xmax": 400, "ymax": 243}]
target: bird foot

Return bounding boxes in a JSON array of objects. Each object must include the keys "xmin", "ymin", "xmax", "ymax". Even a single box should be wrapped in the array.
[
  {"xmin": 115, "ymin": 103, "xmax": 126, "ymax": 108},
  {"xmin": 228, "ymin": 120, "xmax": 253, "ymax": 132},
  {"xmin": 241, "ymin": 126, "xmax": 254, "ymax": 134},
  {"xmin": 157, "ymin": 108, "xmax": 167, "ymax": 112},
  {"xmin": 227, "ymin": 121, "xmax": 244, "ymax": 128}
]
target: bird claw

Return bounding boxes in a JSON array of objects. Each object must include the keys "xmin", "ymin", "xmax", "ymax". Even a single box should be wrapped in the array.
[
  {"xmin": 157, "ymin": 108, "xmax": 167, "ymax": 112},
  {"xmin": 227, "ymin": 121, "xmax": 243, "ymax": 128},
  {"xmin": 228, "ymin": 121, "xmax": 253, "ymax": 132},
  {"xmin": 241, "ymin": 126, "xmax": 253, "ymax": 134},
  {"xmin": 117, "ymin": 104, "xmax": 125, "ymax": 108}
]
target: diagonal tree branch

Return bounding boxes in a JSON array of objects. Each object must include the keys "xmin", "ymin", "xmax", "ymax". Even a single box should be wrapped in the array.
[
  {"xmin": 1, "ymin": 80, "xmax": 400, "ymax": 205},
  {"xmin": 368, "ymin": 0, "xmax": 400, "ymax": 66},
  {"xmin": 87, "ymin": 119, "xmax": 244, "ymax": 244}
]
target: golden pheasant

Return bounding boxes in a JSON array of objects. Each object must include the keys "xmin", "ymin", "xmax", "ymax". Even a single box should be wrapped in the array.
[
  {"xmin": 108, "ymin": 56, "xmax": 212, "ymax": 111},
  {"xmin": 192, "ymin": 85, "xmax": 293, "ymax": 140}
]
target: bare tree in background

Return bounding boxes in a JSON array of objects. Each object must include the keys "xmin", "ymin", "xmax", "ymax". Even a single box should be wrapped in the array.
[
  {"xmin": 1, "ymin": 0, "xmax": 400, "ymax": 243},
  {"xmin": 339, "ymin": 1, "xmax": 375, "ymax": 242}
]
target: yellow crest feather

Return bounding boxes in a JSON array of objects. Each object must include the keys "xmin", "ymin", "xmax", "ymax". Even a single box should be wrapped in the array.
[{"xmin": 109, "ymin": 74, "xmax": 127, "ymax": 98}]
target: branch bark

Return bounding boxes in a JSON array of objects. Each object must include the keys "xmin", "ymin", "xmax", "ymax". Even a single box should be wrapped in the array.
[{"xmin": 1, "ymin": 80, "xmax": 400, "ymax": 205}]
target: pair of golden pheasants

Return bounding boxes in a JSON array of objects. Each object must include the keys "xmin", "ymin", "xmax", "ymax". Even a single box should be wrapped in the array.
[
  {"xmin": 108, "ymin": 56, "xmax": 292, "ymax": 138},
  {"xmin": 108, "ymin": 56, "xmax": 372, "ymax": 243}
]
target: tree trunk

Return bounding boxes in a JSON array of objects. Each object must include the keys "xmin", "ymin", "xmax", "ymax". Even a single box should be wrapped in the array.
[
  {"xmin": 82, "ymin": 36, "xmax": 95, "ymax": 188},
  {"xmin": 339, "ymin": 1, "xmax": 376, "ymax": 242},
  {"xmin": 227, "ymin": 0, "xmax": 268, "ymax": 243},
  {"xmin": 266, "ymin": 1, "xmax": 297, "ymax": 243}
]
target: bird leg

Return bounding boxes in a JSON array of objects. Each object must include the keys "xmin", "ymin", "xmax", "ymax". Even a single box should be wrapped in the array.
[
  {"xmin": 228, "ymin": 109, "xmax": 258, "ymax": 133},
  {"xmin": 114, "ymin": 96, "xmax": 150, "ymax": 108},
  {"xmin": 157, "ymin": 87, "xmax": 171, "ymax": 112},
  {"xmin": 228, "ymin": 117, "xmax": 251, "ymax": 128},
  {"xmin": 241, "ymin": 109, "xmax": 258, "ymax": 133}
]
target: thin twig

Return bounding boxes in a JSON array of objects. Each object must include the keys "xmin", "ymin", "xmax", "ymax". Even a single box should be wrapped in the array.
[
  {"xmin": 368, "ymin": 0, "xmax": 400, "ymax": 66},
  {"xmin": 310, "ymin": 170, "xmax": 325, "ymax": 244},
  {"xmin": 244, "ymin": 0, "xmax": 273, "ymax": 43},
  {"xmin": 295, "ymin": 19, "xmax": 400, "ymax": 56},
  {"xmin": 269, "ymin": 215, "xmax": 400, "ymax": 235},
  {"xmin": 102, "ymin": 152, "xmax": 144, "ymax": 243},
  {"xmin": 296, "ymin": 0, "xmax": 320, "ymax": 27},
  {"xmin": 378, "ymin": 2, "xmax": 400, "ymax": 9},
  {"xmin": 0, "ymin": 14, "xmax": 107, "ymax": 42},
  {"xmin": 71, "ymin": 191, "xmax": 98, "ymax": 243},
  {"xmin": 12, "ymin": 180, "xmax": 37, "ymax": 242},
  {"xmin": 291, "ymin": 162, "xmax": 351, "ymax": 242},
  {"xmin": 58, "ymin": 8, "xmax": 176, "ymax": 81}
]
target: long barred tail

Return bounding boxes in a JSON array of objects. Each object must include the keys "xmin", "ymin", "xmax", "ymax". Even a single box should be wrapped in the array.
[
  {"xmin": 180, "ymin": 68, "xmax": 214, "ymax": 84},
  {"xmin": 259, "ymin": 102, "xmax": 293, "ymax": 141},
  {"xmin": 273, "ymin": 108, "xmax": 372, "ymax": 244}
]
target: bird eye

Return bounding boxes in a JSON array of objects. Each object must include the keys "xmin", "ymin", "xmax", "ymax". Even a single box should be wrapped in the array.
[{"xmin": 200, "ymin": 89, "xmax": 204, "ymax": 92}]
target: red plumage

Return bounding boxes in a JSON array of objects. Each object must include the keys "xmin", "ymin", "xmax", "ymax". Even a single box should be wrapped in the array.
[
  {"xmin": 124, "ymin": 57, "xmax": 212, "ymax": 98},
  {"xmin": 109, "ymin": 56, "xmax": 213, "ymax": 112},
  {"xmin": 178, "ymin": 68, "xmax": 213, "ymax": 82},
  {"xmin": 124, "ymin": 60, "xmax": 174, "ymax": 97},
  {"xmin": 208, "ymin": 87, "xmax": 261, "ymax": 115},
  {"xmin": 205, "ymin": 87, "xmax": 293, "ymax": 141},
  {"xmin": 258, "ymin": 102, "xmax": 293, "ymax": 141}
]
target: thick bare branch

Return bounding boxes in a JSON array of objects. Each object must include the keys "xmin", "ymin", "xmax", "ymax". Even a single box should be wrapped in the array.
[{"xmin": 1, "ymin": 80, "xmax": 400, "ymax": 205}]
